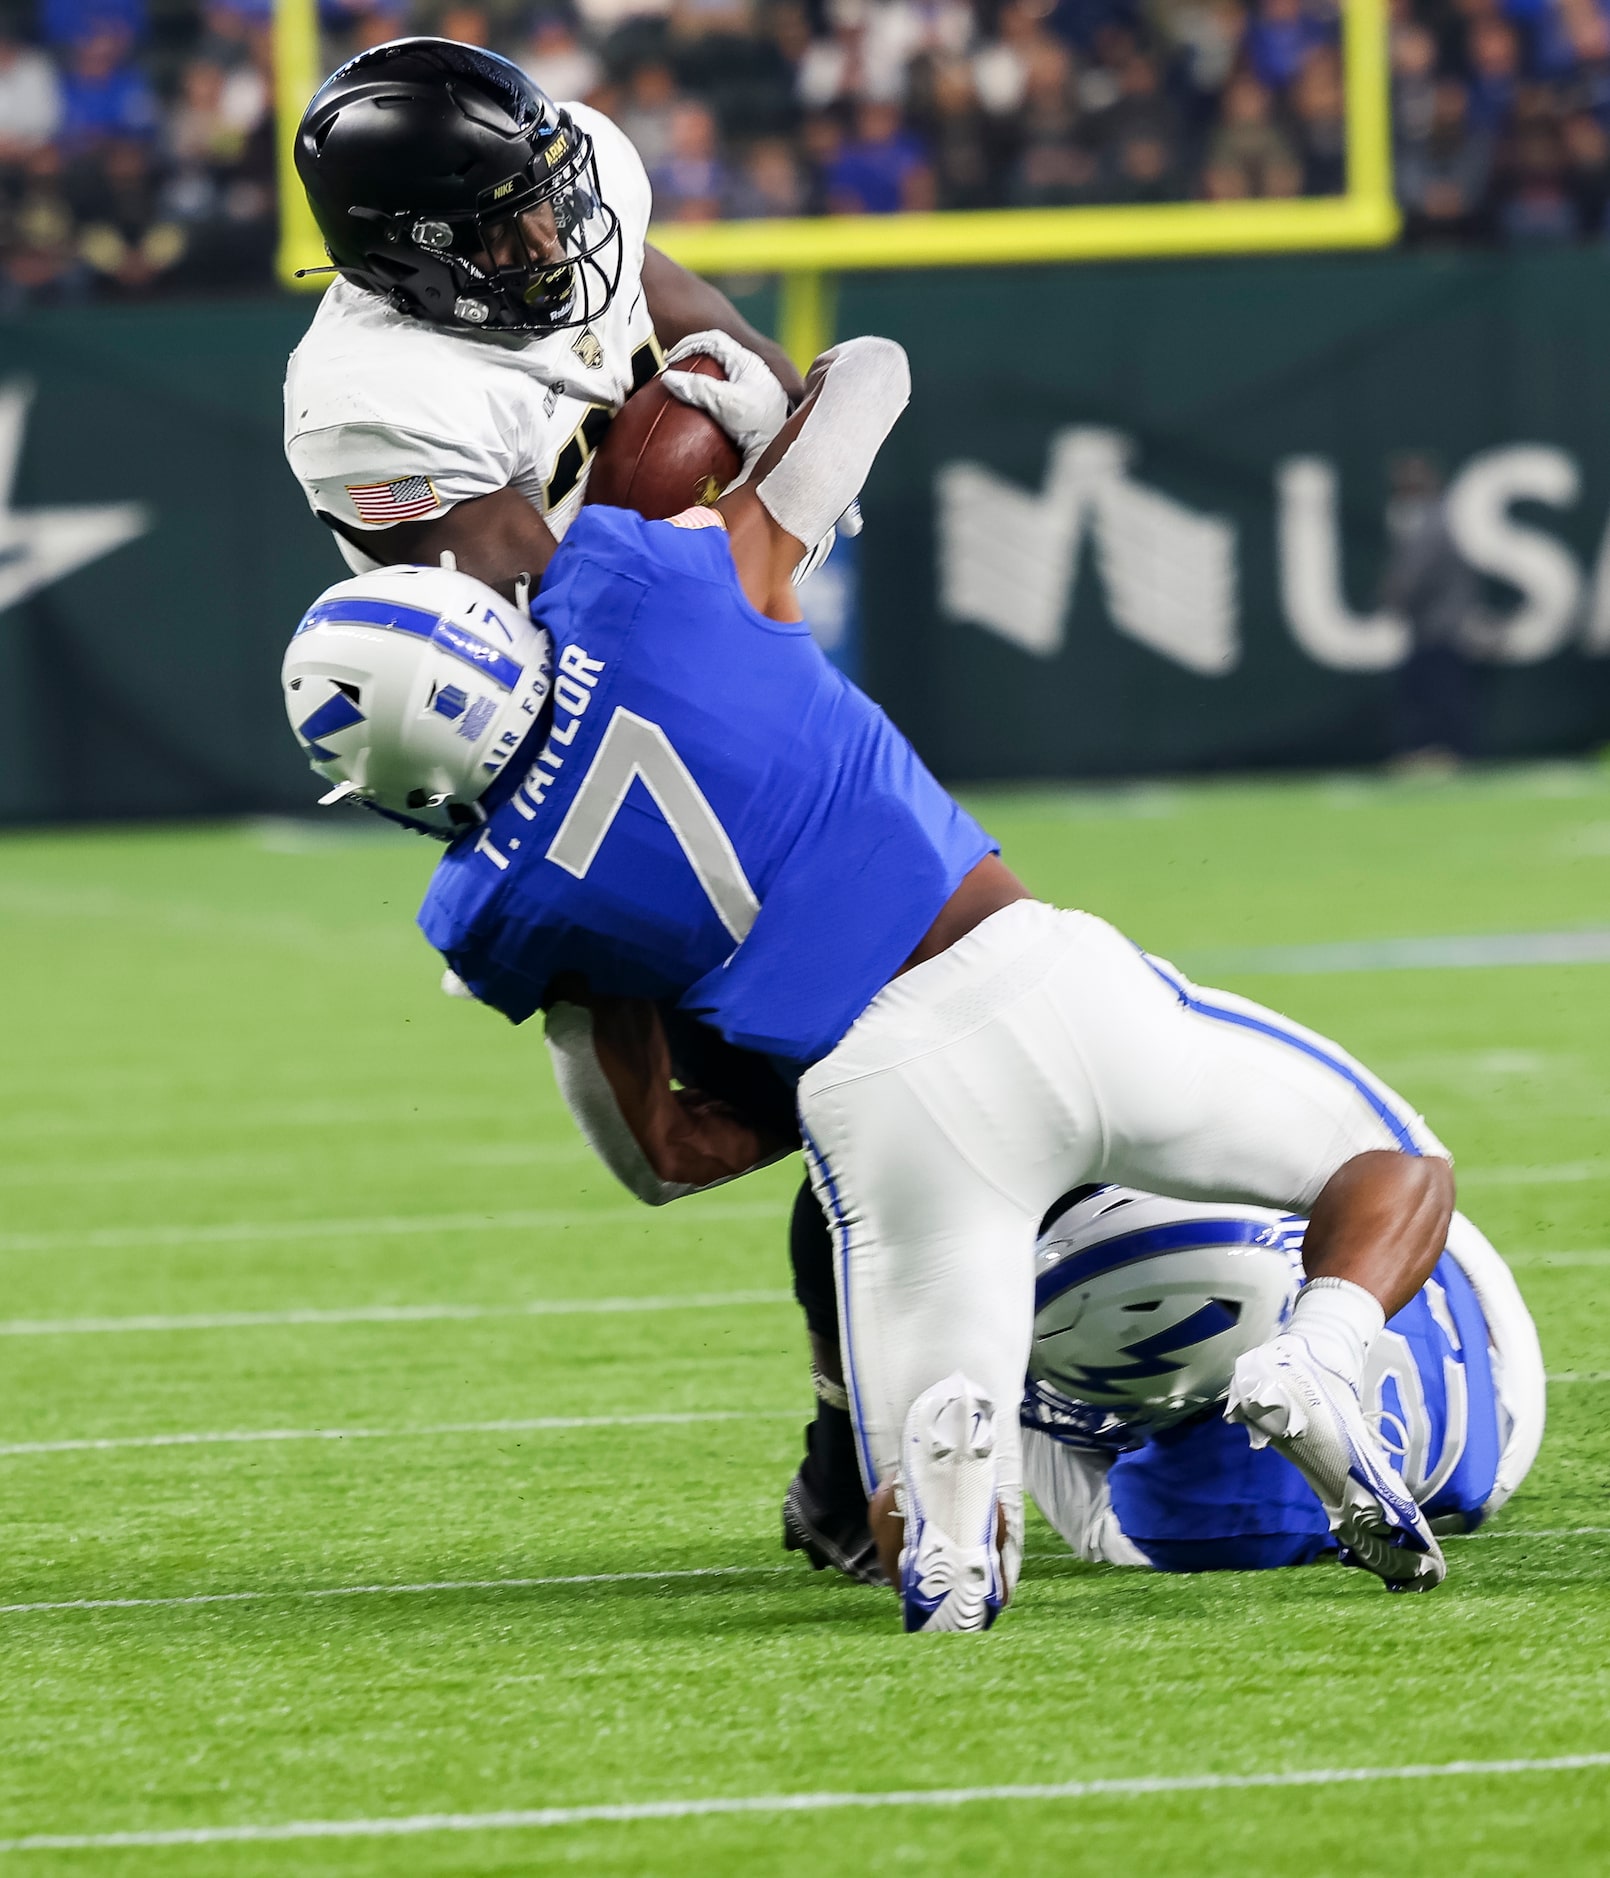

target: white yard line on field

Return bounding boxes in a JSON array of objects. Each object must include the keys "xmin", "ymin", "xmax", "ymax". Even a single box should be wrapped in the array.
[
  {"xmin": 0, "ymin": 1201, "xmax": 782, "ymax": 1255},
  {"xmin": 0, "ymin": 1562, "xmax": 796, "ymax": 1617},
  {"xmin": 4, "ymin": 1754, "xmax": 1609, "ymax": 1850},
  {"xmin": 0, "ymin": 1269, "xmax": 1600, "ymax": 1335},
  {"xmin": 1446, "ymin": 1527, "xmax": 1610, "ymax": 1540},
  {"xmin": 1506, "ymin": 1249, "xmax": 1610, "ymax": 1266},
  {"xmin": 1460, "ymin": 1164, "xmax": 1610, "ymax": 1187},
  {"xmin": 0, "ymin": 1139, "xmax": 589, "ymax": 1191},
  {"xmin": 0, "ymin": 1373, "xmax": 1599, "ymax": 1459},
  {"xmin": 1, "ymin": 1527, "xmax": 1602, "ymax": 1622},
  {"xmin": 0, "ymin": 1409, "xmax": 800, "ymax": 1459},
  {"xmin": 1184, "ymin": 930, "xmax": 1610, "ymax": 974},
  {"xmin": 0, "ymin": 1289, "xmax": 792, "ymax": 1336}
]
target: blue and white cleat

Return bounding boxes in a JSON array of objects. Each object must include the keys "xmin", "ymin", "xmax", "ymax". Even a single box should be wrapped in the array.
[
  {"xmin": 1226, "ymin": 1335, "xmax": 1446, "ymax": 1592},
  {"xmin": 898, "ymin": 1373, "xmax": 1006, "ymax": 1632}
]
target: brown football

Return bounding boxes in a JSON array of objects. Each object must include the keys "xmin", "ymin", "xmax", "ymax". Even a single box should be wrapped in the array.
[{"xmin": 583, "ymin": 353, "xmax": 741, "ymax": 520}]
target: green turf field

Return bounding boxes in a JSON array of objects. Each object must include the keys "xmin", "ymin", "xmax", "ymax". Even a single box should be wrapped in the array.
[{"xmin": 3, "ymin": 763, "xmax": 1609, "ymax": 1874}]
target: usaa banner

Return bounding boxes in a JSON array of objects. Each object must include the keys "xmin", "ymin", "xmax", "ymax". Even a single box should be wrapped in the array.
[{"xmin": 845, "ymin": 245, "xmax": 1610, "ymax": 780}]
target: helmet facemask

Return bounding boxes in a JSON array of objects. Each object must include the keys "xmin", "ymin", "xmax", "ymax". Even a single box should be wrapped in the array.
[
  {"xmin": 366, "ymin": 121, "xmax": 621, "ymax": 333},
  {"xmin": 297, "ymin": 41, "xmax": 625, "ymax": 336}
]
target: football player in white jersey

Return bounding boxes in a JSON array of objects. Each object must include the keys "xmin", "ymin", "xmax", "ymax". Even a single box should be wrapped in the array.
[{"xmin": 283, "ymin": 38, "xmax": 802, "ymax": 597}]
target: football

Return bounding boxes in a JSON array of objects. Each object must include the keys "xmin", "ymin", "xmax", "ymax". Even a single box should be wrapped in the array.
[{"xmin": 583, "ymin": 353, "xmax": 741, "ymax": 520}]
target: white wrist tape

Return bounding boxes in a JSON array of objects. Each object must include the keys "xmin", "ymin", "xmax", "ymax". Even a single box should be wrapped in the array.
[
  {"xmin": 544, "ymin": 1002, "xmax": 697, "ymax": 1207},
  {"xmin": 756, "ymin": 336, "xmax": 910, "ymax": 552}
]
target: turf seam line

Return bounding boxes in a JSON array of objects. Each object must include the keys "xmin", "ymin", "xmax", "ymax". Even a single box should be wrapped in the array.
[
  {"xmin": 0, "ymin": 1202, "xmax": 783, "ymax": 1255},
  {"xmin": 0, "ymin": 1291, "xmax": 794, "ymax": 1337},
  {"xmin": 4, "ymin": 1530, "xmax": 1603, "ymax": 1618},
  {"xmin": 5, "ymin": 1754, "xmax": 1610, "ymax": 1848},
  {"xmin": 0, "ymin": 1410, "xmax": 802, "ymax": 1459}
]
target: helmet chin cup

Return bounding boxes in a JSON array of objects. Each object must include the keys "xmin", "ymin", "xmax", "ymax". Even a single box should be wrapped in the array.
[{"xmin": 454, "ymin": 296, "xmax": 491, "ymax": 324}]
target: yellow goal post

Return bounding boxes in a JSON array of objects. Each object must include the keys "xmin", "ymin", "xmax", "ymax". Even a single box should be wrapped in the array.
[{"xmin": 275, "ymin": 0, "xmax": 1396, "ymax": 365}]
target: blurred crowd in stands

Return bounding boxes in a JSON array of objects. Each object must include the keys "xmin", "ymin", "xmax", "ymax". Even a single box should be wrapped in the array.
[{"xmin": 5, "ymin": 0, "xmax": 1610, "ymax": 305}]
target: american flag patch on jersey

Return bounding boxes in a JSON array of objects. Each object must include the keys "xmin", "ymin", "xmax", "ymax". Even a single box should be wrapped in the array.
[{"xmin": 345, "ymin": 475, "xmax": 440, "ymax": 524}]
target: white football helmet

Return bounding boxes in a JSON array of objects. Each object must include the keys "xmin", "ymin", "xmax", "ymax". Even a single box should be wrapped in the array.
[
  {"xmin": 1025, "ymin": 1186, "xmax": 1305, "ymax": 1450},
  {"xmin": 282, "ymin": 564, "xmax": 552, "ymax": 838}
]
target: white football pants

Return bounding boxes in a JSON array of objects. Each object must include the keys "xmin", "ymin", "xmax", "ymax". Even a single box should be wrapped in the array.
[{"xmin": 796, "ymin": 901, "xmax": 1449, "ymax": 1570}]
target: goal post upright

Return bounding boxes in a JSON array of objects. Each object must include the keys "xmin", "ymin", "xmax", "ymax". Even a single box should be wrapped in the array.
[{"xmin": 273, "ymin": 0, "xmax": 324, "ymax": 289}]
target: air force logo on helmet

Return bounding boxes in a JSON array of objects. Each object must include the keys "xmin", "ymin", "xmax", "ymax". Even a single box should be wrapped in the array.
[
  {"xmin": 1024, "ymin": 1186, "xmax": 1305, "ymax": 1450},
  {"xmin": 282, "ymin": 564, "xmax": 552, "ymax": 838}
]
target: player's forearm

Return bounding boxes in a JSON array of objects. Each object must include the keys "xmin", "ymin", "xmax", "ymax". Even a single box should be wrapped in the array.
[
  {"xmin": 661, "ymin": 1089, "xmax": 790, "ymax": 1188},
  {"xmin": 1301, "ymin": 1149, "xmax": 1454, "ymax": 1318},
  {"xmin": 717, "ymin": 337, "xmax": 911, "ymax": 614},
  {"xmin": 545, "ymin": 996, "xmax": 785, "ymax": 1203},
  {"xmin": 641, "ymin": 245, "xmax": 805, "ymax": 403},
  {"xmin": 590, "ymin": 997, "xmax": 787, "ymax": 1186}
]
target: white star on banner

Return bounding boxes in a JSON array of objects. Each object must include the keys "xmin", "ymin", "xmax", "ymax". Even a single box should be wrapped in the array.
[{"xmin": 0, "ymin": 379, "xmax": 152, "ymax": 616}]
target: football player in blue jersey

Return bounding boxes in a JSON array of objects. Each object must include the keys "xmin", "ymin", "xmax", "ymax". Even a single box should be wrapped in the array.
[
  {"xmin": 771, "ymin": 1181, "xmax": 1543, "ymax": 1584},
  {"xmin": 283, "ymin": 335, "xmax": 1464, "ymax": 1630},
  {"xmin": 1021, "ymin": 1188, "xmax": 1544, "ymax": 1573}
]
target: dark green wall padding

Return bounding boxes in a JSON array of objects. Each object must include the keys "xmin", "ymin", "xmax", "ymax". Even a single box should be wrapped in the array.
[{"xmin": 3, "ymin": 249, "xmax": 1610, "ymax": 821}]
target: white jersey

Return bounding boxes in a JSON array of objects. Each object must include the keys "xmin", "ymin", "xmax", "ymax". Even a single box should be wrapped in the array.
[{"xmin": 283, "ymin": 101, "xmax": 661, "ymax": 575}]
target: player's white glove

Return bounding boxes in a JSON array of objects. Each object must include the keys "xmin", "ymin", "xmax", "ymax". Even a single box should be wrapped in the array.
[{"xmin": 661, "ymin": 330, "xmax": 790, "ymax": 470}]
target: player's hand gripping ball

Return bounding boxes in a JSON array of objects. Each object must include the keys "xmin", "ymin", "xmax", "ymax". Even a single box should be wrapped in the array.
[{"xmin": 584, "ymin": 352, "xmax": 742, "ymax": 520}]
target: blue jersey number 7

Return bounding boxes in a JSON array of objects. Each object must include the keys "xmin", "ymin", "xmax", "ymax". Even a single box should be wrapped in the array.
[{"xmin": 545, "ymin": 706, "xmax": 761, "ymax": 944}]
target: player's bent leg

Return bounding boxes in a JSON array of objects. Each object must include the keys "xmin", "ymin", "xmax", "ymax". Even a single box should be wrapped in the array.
[
  {"xmin": 799, "ymin": 1061, "xmax": 1037, "ymax": 1629},
  {"xmin": 798, "ymin": 910, "xmax": 1108, "ymax": 1629},
  {"xmin": 1033, "ymin": 922, "xmax": 1453, "ymax": 1588},
  {"xmin": 781, "ymin": 1178, "xmax": 885, "ymax": 1584}
]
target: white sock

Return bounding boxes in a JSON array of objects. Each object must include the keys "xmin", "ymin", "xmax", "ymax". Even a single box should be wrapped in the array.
[{"xmin": 1288, "ymin": 1277, "xmax": 1385, "ymax": 1389}]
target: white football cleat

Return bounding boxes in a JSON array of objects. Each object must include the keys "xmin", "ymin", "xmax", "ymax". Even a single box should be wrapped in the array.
[
  {"xmin": 1226, "ymin": 1335, "xmax": 1446, "ymax": 1592},
  {"xmin": 898, "ymin": 1373, "xmax": 1006, "ymax": 1632}
]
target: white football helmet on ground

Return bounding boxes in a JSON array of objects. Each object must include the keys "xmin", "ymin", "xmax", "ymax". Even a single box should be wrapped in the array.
[
  {"xmin": 282, "ymin": 564, "xmax": 552, "ymax": 838},
  {"xmin": 1024, "ymin": 1185, "xmax": 1305, "ymax": 1449}
]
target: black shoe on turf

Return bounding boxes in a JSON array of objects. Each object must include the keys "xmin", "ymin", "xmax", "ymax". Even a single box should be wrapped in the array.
[{"xmin": 782, "ymin": 1466, "xmax": 887, "ymax": 1585}]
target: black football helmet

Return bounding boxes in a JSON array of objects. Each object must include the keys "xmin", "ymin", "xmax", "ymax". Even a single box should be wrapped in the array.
[{"xmin": 295, "ymin": 38, "xmax": 623, "ymax": 333}]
